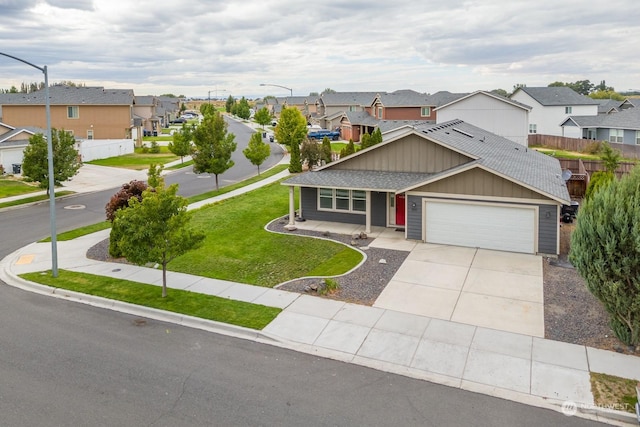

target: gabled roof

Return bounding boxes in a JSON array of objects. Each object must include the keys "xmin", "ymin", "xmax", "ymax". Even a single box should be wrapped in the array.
[
  {"xmin": 319, "ymin": 92, "xmax": 379, "ymax": 106},
  {"xmin": 424, "ymin": 91, "xmax": 468, "ymax": 107},
  {"xmin": 134, "ymin": 95, "xmax": 157, "ymax": 106},
  {"xmin": 344, "ymin": 111, "xmax": 431, "ymax": 132},
  {"xmin": 373, "ymin": 90, "xmax": 431, "ymax": 107},
  {"xmin": 435, "ymin": 90, "xmax": 532, "ymax": 111},
  {"xmin": 561, "ymin": 106, "xmax": 640, "ymax": 131},
  {"xmin": 0, "ymin": 126, "xmax": 40, "ymax": 147},
  {"xmin": 285, "ymin": 119, "xmax": 570, "ymax": 203},
  {"xmin": 0, "ymin": 86, "xmax": 135, "ymax": 106},
  {"xmin": 512, "ymin": 87, "xmax": 599, "ymax": 106}
]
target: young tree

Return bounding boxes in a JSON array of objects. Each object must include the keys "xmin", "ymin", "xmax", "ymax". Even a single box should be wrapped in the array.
[
  {"xmin": 225, "ymin": 95, "xmax": 236, "ymax": 113},
  {"xmin": 600, "ymin": 141, "xmax": 622, "ymax": 173},
  {"xmin": 111, "ymin": 178, "xmax": 205, "ymax": 298},
  {"xmin": 584, "ymin": 170, "xmax": 614, "ymax": 201},
  {"xmin": 168, "ymin": 123, "xmax": 192, "ymax": 163},
  {"xmin": 339, "ymin": 139, "xmax": 356, "ymax": 158},
  {"xmin": 321, "ymin": 136, "xmax": 332, "ymax": 164},
  {"xmin": 275, "ymin": 106, "xmax": 307, "ymax": 173},
  {"xmin": 199, "ymin": 103, "xmax": 216, "ymax": 117},
  {"xmin": 371, "ymin": 128, "xmax": 383, "ymax": 146},
  {"xmin": 254, "ymin": 107, "xmax": 272, "ymax": 128},
  {"xmin": 234, "ymin": 97, "xmax": 251, "ymax": 119},
  {"xmin": 105, "ymin": 179, "xmax": 149, "ymax": 257},
  {"xmin": 192, "ymin": 111, "xmax": 237, "ymax": 190},
  {"xmin": 360, "ymin": 133, "xmax": 372, "ymax": 149},
  {"xmin": 300, "ymin": 139, "xmax": 322, "ymax": 170},
  {"xmin": 243, "ymin": 132, "xmax": 271, "ymax": 174},
  {"xmin": 21, "ymin": 128, "xmax": 81, "ymax": 194},
  {"xmin": 569, "ymin": 167, "xmax": 640, "ymax": 348}
]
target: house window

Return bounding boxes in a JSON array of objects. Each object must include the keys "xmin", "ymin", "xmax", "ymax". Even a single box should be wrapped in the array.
[
  {"xmin": 87, "ymin": 129, "xmax": 94, "ymax": 140},
  {"xmin": 529, "ymin": 124, "xmax": 537, "ymax": 134},
  {"xmin": 609, "ymin": 129, "xmax": 623, "ymax": 143},
  {"xmin": 565, "ymin": 106, "xmax": 572, "ymax": 114},
  {"xmin": 67, "ymin": 106, "xmax": 79, "ymax": 119},
  {"xmin": 349, "ymin": 105, "xmax": 357, "ymax": 112},
  {"xmin": 636, "ymin": 131, "xmax": 640, "ymax": 145},
  {"xmin": 318, "ymin": 188, "xmax": 366, "ymax": 214},
  {"xmin": 377, "ymin": 107, "xmax": 383, "ymax": 119},
  {"xmin": 420, "ymin": 106, "xmax": 431, "ymax": 117}
]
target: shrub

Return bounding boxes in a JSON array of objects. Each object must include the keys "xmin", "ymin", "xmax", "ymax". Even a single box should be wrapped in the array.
[
  {"xmin": 582, "ymin": 140, "xmax": 601, "ymax": 155},
  {"xmin": 149, "ymin": 140, "xmax": 161, "ymax": 154},
  {"xmin": 320, "ymin": 278, "xmax": 340, "ymax": 295},
  {"xmin": 584, "ymin": 170, "xmax": 614, "ymax": 201}
]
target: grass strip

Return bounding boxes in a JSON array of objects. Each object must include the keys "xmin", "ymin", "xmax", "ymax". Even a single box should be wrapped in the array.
[
  {"xmin": 20, "ymin": 270, "xmax": 281, "ymax": 330},
  {"xmin": 0, "ymin": 191, "xmax": 75, "ymax": 209}
]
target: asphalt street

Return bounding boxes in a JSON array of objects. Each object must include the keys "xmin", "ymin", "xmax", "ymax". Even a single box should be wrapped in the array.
[{"xmin": 0, "ymin": 117, "xmax": 607, "ymax": 426}]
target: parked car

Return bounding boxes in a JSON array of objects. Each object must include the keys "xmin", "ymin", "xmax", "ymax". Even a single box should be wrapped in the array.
[{"xmin": 170, "ymin": 117, "xmax": 187, "ymax": 124}]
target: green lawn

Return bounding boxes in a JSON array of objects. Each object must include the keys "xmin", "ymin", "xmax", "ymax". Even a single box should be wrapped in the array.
[
  {"xmin": 531, "ymin": 147, "xmax": 601, "ymax": 160},
  {"xmin": 0, "ymin": 176, "xmax": 42, "ymax": 198},
  {"xmin": 0, "ymin": 191, "xmax": 74, "ymax": 209},
  {"xmin": 86, "ymin": 146, "xmax": 180, "ymax": 170},
  {"xmin": 172, "ymin": 180, "xmax": 364, "ymax": 286},
  {"xmin": 20, "ymin": 270, "xmax": 280, "ymax": 330}
]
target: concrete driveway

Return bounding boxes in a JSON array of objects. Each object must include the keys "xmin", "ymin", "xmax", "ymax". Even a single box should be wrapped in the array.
[{"xmin": 372, "ymin": 242, "xmax": 544, "ymax": 337}]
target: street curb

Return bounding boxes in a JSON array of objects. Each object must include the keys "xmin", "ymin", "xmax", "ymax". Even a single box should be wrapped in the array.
[{"xmin": 0, "ymin": 267, "xmax": 282, "ymax": 345}]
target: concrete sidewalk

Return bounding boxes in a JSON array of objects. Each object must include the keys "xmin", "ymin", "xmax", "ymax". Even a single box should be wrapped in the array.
[{"xmin": 2, "ymin": 226, "xmax": 639, "ymax": 425}]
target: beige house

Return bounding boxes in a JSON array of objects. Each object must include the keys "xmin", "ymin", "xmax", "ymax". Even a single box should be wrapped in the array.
[{"xmin": 0, "ymin": 85, "xmax": 136, "ymax": 142}]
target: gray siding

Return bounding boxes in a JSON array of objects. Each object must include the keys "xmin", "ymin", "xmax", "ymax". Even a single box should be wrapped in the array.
[
  {"xmin": 406, "ymin": 195, "xmax": 423, "ymax": 240},
  {"xmin": 300, "ymin": 187, "xmax": 386, "ymax": 226},
  {"xmin": 538, "ymin": 204, "xmax": 558, "ymax": 254}
]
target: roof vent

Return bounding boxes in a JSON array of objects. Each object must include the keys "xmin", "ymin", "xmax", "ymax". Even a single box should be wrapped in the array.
[{"xmin": 452, "ymin": 127, "xmax": 474, "ymax": 138}]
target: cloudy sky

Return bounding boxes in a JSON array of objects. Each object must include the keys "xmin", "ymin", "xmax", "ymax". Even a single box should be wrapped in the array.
[{"xmin": 0, "ymin": 0, "xmax": 638, "ymax": 99}]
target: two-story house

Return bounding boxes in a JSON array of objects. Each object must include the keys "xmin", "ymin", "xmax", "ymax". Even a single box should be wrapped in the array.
[
  {"xmin": 316, "ymin": 92, "xmax": 379, "ymax": 130},
  {"xmin": 510, "ymin": 86, "xmax": 599, "ymax": 138},
  {"xmin": 561, "ymin": 105, "xmax": 640, "ymax": 146}
]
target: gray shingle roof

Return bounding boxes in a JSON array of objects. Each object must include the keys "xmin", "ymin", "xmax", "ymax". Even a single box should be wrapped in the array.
[
  {"xmin": 284, "ymin": 169, "xmax": 436, "ymax": 191},
  {"xmin": 320, "ymin": 92, "xmax": 379, "ymax": 106},
  {"xmin": 0, "ymin": 86, "xmax": 135, "ymax": 106},
  {"xmin": 285, "ymin": 119, "xmax": 570, "ymax": 203},
  {"xmin": 425, "ymin": 91, "xmax": 468, "ymax": 107},
  {"xmin": 376, "ymin": 90, "xmax": 431, "ymax": 107},
  {"xmin": 565, "ymin": 106, "xmax": 640, "ymax": 130},
  {"xmin": 515, "ymin": 87, "xmax": 599, "ymax": 106}
]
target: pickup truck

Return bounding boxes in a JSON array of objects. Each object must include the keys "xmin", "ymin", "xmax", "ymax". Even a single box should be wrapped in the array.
[{"xmin": 307, "ymin": 129, "xmax": 341, "ymax": 141}]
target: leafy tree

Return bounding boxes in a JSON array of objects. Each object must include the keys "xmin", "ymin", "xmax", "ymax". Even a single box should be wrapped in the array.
[
  {"xmin": 512, "ymin": 83, "xmax": 526, "ymax": 95},
  {"xmin": 225, "ymin": 95, "xmax": 236, "ymax": 113},
  {"xmin": 233, "ymin": 96, "xmax": 251, "ymax": 119},
  {"xmin": 590, "ymin": 90, "xmax": 625, "ymax": 101},
  {"xmin": 309, "ymin": 91, "xmax": 319, "ymax": 96},
  {"xmin": 254, "ymin": 107, "xmax": 272, "ymax": 128},
  {"xmin": 275, "ymin": 106, "xmax": 307, "ymax": 173},
  {"xmin": 594, "ymin": 80, "xmax": 614, "ymax": 92},
  {"xmin": 584, "ymin": 170, "xmax": 614, "ymax": 201},
  {"xmin": 192, "ymin": 111, "xmax": 237, "ymax": 190},
  {"xmin": 105, "ymin": 179, "xmax": 149, "ymax": 257},
  {"xmin": 300, "ymin": 139, "xmax": 322, "ymax": 170},
  {"xmin": 111, "ymin": 178, "xmax": 205, "ymax": 298},
  {"xmin": 568, "ymin": 80, "xmax": 594, "ymax": 95},
  {"xmin": 321, "ymin": 136, "xmax": 332, "ymax": 164},
  {"xmin": 569, "ymin": 167, "xmax": 640, "ymax": 348},
  {"xmin": 146, "ymin": 163, "xmax": 163, "ymax": 189},
  {"xmin": 199, "ymin": 103, "xmax": 216, "ymax": 117},
  {"xmin": 243, "ymin": 132, "xmax": 271, "ymax": 174},
  {"xmin": 490, "ymin": 88, "xmax": 509, "ymax": 97},
  {"xmin": 360, "ymin": 133, "xmax": 372, "ymax": 149},
  {"xmin": 168, "ymin": 123, "xmax": 193, "ymax": 163},
  {"xmin": 371, "ymin": 128, "xmax": 383, "ymax": 146},
  {"xmin": 322, "ymin": 88, "xmax": 336, "ymax": 94},
  {"xmin": 548, "ymin": 81, "xmax": 566, "ymax": 88},
  {"xmin": 21, "ymin": 128, "xmax": 81, "ymax": 194},
  {"xmin": 340, "ymin": 139, "xmax": 356, "ymax": 158},
  {"xmin": 600, "ymin": 141, "xmax": 622, "ymax": 173}
]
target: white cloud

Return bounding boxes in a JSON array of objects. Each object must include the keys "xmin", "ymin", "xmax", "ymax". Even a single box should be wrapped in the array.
[{"xmin": 0, "ymin": 0, "xmax": 638, "ymax": 97}]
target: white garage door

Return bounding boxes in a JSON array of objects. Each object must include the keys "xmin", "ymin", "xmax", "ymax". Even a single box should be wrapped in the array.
[{"xmin": 425, "ymin": 201, "xmax": 536, "ymax": 253}]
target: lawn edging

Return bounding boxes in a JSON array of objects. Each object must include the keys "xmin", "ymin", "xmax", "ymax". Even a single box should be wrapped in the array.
[
  {"xmin": 2, "ymin": 267, "xmax": 283, "ymax": 344},
  {"xmin": 263, "ymin": 216, "xmax": 368, "ymax": 289}
]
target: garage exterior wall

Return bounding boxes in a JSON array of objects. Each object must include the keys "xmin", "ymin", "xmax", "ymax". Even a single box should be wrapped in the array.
[
  {"xmin": 300, "ymin": 187, "xmax": 387, "ymax": 226},
  {"xmin": 330, "ymin": 134, "xmax": 472, "ymax": 173},
  {"xmin": 406, "ymin": 194, "xmax": 559, "ymax": 254}
]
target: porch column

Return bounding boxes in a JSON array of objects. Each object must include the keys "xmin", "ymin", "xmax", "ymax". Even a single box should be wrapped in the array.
[
  {"xmin": 285, "ymin": 186, "xmax": 297, "ymax": 230},
  {"xmin": 365, "ymin": 190, "xmax": 371, "ymax": 234}
]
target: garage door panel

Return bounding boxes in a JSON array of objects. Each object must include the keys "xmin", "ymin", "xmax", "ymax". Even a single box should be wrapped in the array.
[{"xmin": 425, "ymin": 201, "xmax": 535, "ymax": 253}]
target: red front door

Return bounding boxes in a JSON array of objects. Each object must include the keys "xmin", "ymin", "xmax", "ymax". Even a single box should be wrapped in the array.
[{"xmin": 395, "ymin": 194, "xmax": 406, "ymax": 226}]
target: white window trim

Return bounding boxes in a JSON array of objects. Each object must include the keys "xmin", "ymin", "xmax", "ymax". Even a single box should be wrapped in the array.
[
  {"xmin": 529, "ymin": 123, "xmax": 537, "ymax": 134},
  {"xmin": 609, "ymin": 128, "xmax": 623, "ymax": 143},
  {"xmin": 317, "ymin": 188, "xmax": 366, "ymax": 214},
  {"xmin": 636, "ymin": 130, "xmax": 640, "ymax": 145},
  {"xmin": 420, "ymin": 106, "xmax": 431, "ymax": 117},
  {"xmin": 565, "ymin": 106, "xmax": 572, "ymax": 114},
  {"xmin": 377, "ymin": 107, "xmax": 383, "ymax": 119},
  {"xmin": 67, "ymin": 105, "xmax": 79, "ymax": 119}
]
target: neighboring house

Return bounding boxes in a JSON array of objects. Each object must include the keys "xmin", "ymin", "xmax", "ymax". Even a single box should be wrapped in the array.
[
  {"xmin": 158, "ymin": 96, "xmax": 181, "ymax": 125},
  {"xmin": 283, "ymin": 119, "xmax": 570, "ymax": 255},
  {"xmin": 510, "ymin": 86, "xmax": 599, "ymax": 138},
  {"xmin": 0, "ymin": 123, "xmax": 38, "ymax": 174},
  {"xmin": 316, "ymin": 92, "xmax": 379, "ymax": 130},
  {"xmin": 561, "ymin": 106, "xmax": 640, "ymax": 144},
  {"xmin": 369, "ymin": 90, "xmax": 434, "ymax": 121},
  {"xmin": 340, "ymin": 111, "xmax": 427, "ymax": 142},
  {"xmin": 594, "ymin": 98, "xmax": 636, "ymax": 115},
  {"xmin": 0, "ymin": 85, "xmax": 136, "ymax": 141},
  {"xmin": 435, "ymin": 90, "xmax": 532, "ymax": 146},
  {"xmin": 133, "ymin": 95, "xmax": 162, "ymax": 135},
  {"xmin": 274, "ymin": 96, "xmax": 318, "ymax": 122}
]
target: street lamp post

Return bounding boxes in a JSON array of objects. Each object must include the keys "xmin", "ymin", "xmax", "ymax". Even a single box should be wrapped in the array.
[
  {"xmin": 0, "ymin": 52, "xmax": 58, "ymax": 277},
  {"xmin": 260, "ymin": 83, "xmax": 293, "ymax": 97}
]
